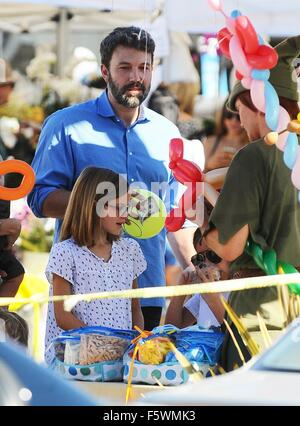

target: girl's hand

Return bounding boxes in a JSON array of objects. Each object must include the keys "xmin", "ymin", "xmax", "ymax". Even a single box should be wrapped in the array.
[{"xmin": 195, "ymin": 265, "xmax": 220, "ymax": 283}]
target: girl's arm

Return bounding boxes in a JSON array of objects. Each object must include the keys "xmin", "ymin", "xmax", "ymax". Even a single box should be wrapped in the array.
[
  {"xmin": 164, "ymin": 267, "xmax": 197, "ymax": 328},
  {"xmin": 131, "ymin": 279, "xmax": 144, "ymax": 330},
  {"xmin": 194, "ymin": 266, "xmax": 225, "ymax": 323},
  {"xmin": 53, "ymin": 273, "xmax": 86, "ymax": 330},
  {"xmin": 165, "ymin": 295, "xmax": 196, "ymax": 328}
]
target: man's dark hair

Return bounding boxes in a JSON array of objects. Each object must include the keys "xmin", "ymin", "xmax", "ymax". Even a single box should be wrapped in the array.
[{"xmin": 100, "ymin": 26, "xmax": 155, "ymax": 69}]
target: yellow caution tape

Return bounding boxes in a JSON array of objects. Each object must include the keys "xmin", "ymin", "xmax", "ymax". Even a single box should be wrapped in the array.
[
  {"xmin": 1, "ymin": 272, "xmax": 299, "ymax": 362},
  {"xmin": 0, "ymin": 272, "xmax": 300, "ymax": 309}
]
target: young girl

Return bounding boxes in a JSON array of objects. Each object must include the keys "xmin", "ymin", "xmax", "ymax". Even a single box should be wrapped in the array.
[
  {"xmin": 165, "ymin": 228, "xmax": 229, "ymax": 329},
  {"xmin": 45, "ymin": 167, "xmax": 146, "ymax": 363}
]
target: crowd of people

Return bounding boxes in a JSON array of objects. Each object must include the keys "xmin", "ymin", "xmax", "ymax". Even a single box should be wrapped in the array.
[{"xmin": 0, "ymin": 26, "xmax": 300, "ymax": 374}]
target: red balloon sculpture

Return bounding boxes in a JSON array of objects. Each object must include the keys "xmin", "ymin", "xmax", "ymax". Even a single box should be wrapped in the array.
[
  {"xmin": 165, "ymin": 138, "xmax": 227, "ymax": 232},
  {"xmin": 217, "ymin": 24, "xmax": 277, "ymax": 72}
]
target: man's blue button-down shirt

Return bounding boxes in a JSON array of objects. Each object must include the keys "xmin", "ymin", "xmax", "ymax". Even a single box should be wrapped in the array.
[{"xmin": 28, "ymin": 91, "xmax": 183, "ymax": 307}]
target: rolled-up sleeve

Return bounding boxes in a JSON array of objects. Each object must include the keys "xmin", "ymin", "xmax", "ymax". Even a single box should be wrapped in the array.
[{"xmin": 28, "ymin": 113, "xmax": 75, "ymax": 217}]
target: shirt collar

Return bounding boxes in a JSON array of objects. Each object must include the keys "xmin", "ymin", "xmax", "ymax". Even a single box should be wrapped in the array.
[
  {"xmin": 97, "ymin": 90, "xmax": 116, "ymax": 118},
  {"xmin": 97, "ymin": 90, "xmax": 149, "ymax": 124}
]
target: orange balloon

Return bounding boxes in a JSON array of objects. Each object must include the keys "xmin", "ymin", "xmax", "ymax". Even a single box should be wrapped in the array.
[
  {"xmin": 287, "ymin": 120, "xmax": 300, "ymax": 133},
  {"xmin": 264, "ymin": 131, "xmax": 278, "ymax": 145},
  {"xmin": 0, "ymin": 159, "xmax": 35, "ymax": 200}
]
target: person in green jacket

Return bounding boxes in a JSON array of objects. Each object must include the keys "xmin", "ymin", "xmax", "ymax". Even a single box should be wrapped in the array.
[{"xmin": 203, "ymin": 36, "xmax": 300, "ymax": 371}]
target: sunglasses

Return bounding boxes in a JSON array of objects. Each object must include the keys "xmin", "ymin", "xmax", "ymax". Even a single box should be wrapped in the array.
[
  {"xmin": 191, "ymin": 250, "xmax": 222, "ymax": 267},
  {"xmin": 224, "ymin": 112, "xmax": 240, "ymax": 121}
]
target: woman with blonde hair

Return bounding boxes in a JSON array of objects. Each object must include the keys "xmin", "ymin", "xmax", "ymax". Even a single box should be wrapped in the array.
[{"xmin": 44, "ymin": 166, "xmax": 146, "ymax": 363}]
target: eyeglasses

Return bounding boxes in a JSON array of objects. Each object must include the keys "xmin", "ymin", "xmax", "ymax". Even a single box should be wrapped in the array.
[{"xmin": 191, "ymin": 250, "xmax": 222, "ymax": 267}]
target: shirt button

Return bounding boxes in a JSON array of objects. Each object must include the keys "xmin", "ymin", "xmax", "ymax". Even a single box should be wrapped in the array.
[
  {"xmin": 131, "ymin": 178, "xmax": 134, "ymax": 182},
  {"xmin": 129, "ymin": 152, "xmax": 133, "ymax": 156}
]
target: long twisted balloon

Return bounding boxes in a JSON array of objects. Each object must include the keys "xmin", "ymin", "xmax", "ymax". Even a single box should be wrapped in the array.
[
  {"xmin": 208, "ymin": 0, "xmax": 300, "ymax": 200},
  {"xmin": 246, "ymin": 240, "xmax": 300, "ymax": 296}
]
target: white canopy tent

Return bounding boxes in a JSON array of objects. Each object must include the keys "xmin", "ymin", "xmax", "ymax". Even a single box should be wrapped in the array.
[
  {"xmin": 0, "ymin": 0, "xmax": 299, "ymax": 76},
  {"xmin": 0, "ymin": 1, "xmax": 161, "ymax": 33},
  {"xmin": 0, "ymin": 0, "xmax": 162, "ymax": 75},
  {"xmin": 1, "ymin": 1, "xmax": 299, "ymax": 36},
  {"xmin": 165, "ymin": 0, "xmax": 300, "ymax": 37}
]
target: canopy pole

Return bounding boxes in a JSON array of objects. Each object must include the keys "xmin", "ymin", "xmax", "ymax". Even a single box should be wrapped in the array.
[
  {"xmin": 56, "ymin": 7, "xmax": 69, "ymax": 77},
  {"xmin": 0, "ymin": 31, "xmax": 3, "ymax": 58}
]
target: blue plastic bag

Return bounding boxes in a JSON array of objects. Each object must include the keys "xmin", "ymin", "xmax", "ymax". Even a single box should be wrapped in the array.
[
  {"xmin": 123, "ymin": 324, "xmax": 224, "ymax": 385},
  {"xmin": 51, "ymin": 326, "xmax": 137, "ymax": 382}
]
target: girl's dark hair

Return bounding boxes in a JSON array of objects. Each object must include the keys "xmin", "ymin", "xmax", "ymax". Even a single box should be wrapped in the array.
[
  {"xmin": 215, "ymin": 96, "xmax": 247, "ymax": 138},
  {"xmin": 215, "ymin": 97, "xmax": 233, "ymax": 138},
  {"xmin": 193, "ymin": 228, "xmax": 203, "ymax": 251},
  {"xmin": 0, "ymin": 308, "xmax": 28, "ymax": 346},
  {"xmin": 100, "ymin": 26, "xmax": 155, "ymax": 69},
  {"xmin": 238, "ymin": 91, "xmax": 300, "ymax": 119}
]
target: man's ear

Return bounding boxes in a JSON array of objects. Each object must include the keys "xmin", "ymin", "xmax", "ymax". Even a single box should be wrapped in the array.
[{"xmin": 101, "ymin": 64, "xmax": 109, "ymax": 83}]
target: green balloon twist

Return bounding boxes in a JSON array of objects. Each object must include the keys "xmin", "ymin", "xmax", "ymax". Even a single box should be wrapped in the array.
[{"xmin": 245, "ymin": 240, "xmax": 300, "ymax": 296}]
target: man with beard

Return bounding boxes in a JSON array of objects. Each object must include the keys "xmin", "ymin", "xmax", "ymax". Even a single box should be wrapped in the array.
[{"xmin": 28, "ymin": 27, "xmax": 197, "ymax": 330}]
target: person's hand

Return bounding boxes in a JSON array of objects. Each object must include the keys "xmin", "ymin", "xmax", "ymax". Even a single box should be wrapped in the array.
[
  {"xmin": 208, "ymin": 152, "xmax": 235, "ymax": 171},
  {"xmin": 0, "ymin": 219, "xmax": 22, "ymax": 249},
  {"xmin": 6, "ymin": 234, "xmax": 18, "ymax": 250},
  {"xmin": 195, "ymin": 264, "xmax": 221, "ymax": 283},
  {"xmin": 180, "ymin": 265, "xmax": 198, "ymax": 284},
  {"xmin": 0, "ymin": 218, "xmax": 21, "ymax": 236}
]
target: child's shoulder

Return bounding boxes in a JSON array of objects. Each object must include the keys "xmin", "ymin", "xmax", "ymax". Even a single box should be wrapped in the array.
[
  {"xmin": 115, "ymin": 237, "xmax": 141, "ymax": 252},
  {"xmin": 51, "ymin": 238, "xmax": 79, "ymax": 254}
]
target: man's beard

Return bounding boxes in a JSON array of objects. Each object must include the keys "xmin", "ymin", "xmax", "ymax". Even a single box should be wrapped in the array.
[{"xmin": 108, "ymin": 74, "xmax": 150, "ymax": 108}]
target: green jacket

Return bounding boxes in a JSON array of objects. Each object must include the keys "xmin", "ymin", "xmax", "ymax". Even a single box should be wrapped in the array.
[
  {"xmin": 209, "ymin": 138, "xmax": 300, "ymax": 271},
  {"xmin": 208, "ymin": 138, "xmax": 300, "ymax": 338}
]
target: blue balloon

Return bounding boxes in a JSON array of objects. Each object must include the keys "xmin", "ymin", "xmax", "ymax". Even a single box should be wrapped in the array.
[
  {"xmin": 298, "ymin": 191, "xmax": 300, "ymax": 203},
  {"xmin": 257, "ymin": 34, "xmax": 265, "ymax": 45},
  {"xmin": 231, "ymin": 9, "xmax": 242, "ymax": 19},
  {"xmin": 251, "ymin": 69, "xmax": 270, "ymax": 81},
  {"xmin": 264, "ymin": 81, "xmax": 279, "ymax": 130},
  {"xmin": 283, "ymin": 132, "xmax": 298, "ymax": 169}
]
